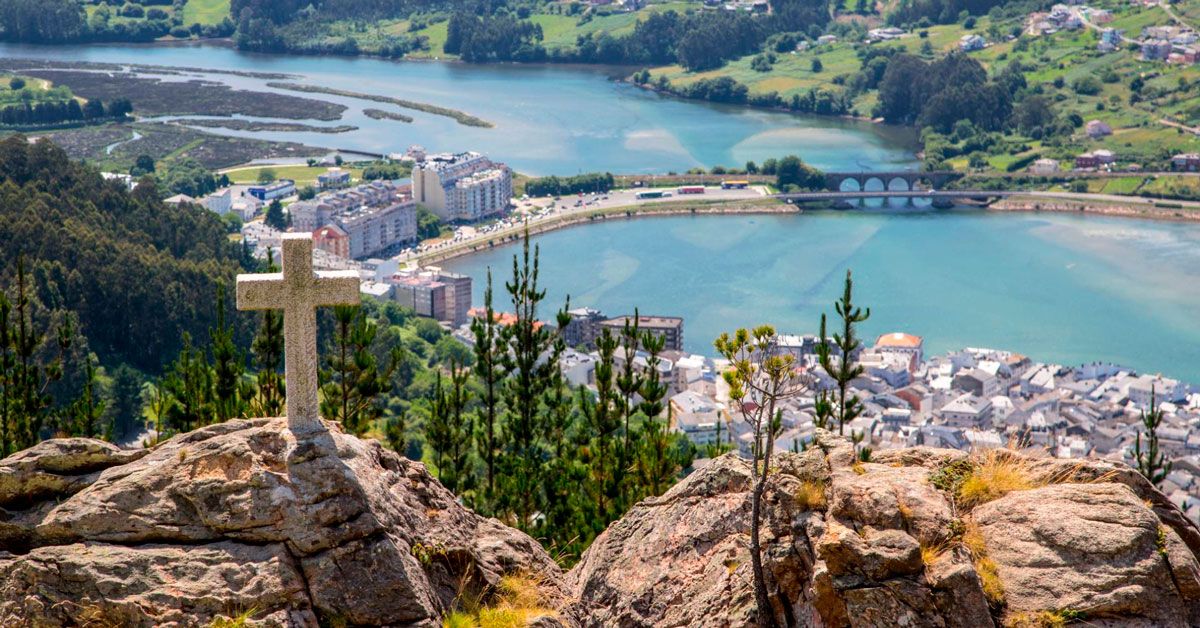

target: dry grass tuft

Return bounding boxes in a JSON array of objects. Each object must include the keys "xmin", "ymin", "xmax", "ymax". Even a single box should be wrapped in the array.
[
  {"xmin": 962, "ymin": 519, "xmax": 1005, "ymax": 606},
  {"xmin": 1004, "ymin": 609, "xmax": 1086, "ymax": 627},
  {"xmin": 209, "ymin": 609, "xmax": 258, "ymax": 628},
  {"xmin": 962, "ymin": 519, "xmax": 988, "ymax": 559},
  {"xmin": 957, "ymin": 450, "xmax": 1039, "ymax": 510},
  {"xmin": 443, "ymin": 573, "xmax": 558, "ymax": 628},
  {"xmin": 919, "ymin": 539, "xmax": 953, "ymax": 568},
  {"xmin": 795, "ymin": 480, "xmax": 828, "ymax": 511},
  {"xmin": 975, "ymin": 556, "xmax": 1005, "ymax": 606}
]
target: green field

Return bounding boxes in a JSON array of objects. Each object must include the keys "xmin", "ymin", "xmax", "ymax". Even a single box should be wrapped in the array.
[
  {"xmin": 223, "ymin": 164, "xmax": 365, "ymax": 186},
  {"xmin": 181, "ymin": 0, "xmax": 230, "ymax": 26},
  {"xmin": 0, "ymin": 75, "xmax": 76, "ymax": 106},
  {"xmin": 647, "ymin": 19, "xmax": 995, "ymax": 116}
]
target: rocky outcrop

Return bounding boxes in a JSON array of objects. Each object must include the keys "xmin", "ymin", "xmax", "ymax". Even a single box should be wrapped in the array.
[
  {"xmin": 0, "ymin": 419, "xmax": 559, "ymax": 627},
  {"xmin": 567, "ymin": 431, "xmax": 1200, "ymax": 627},
  {"xmin": 2, "ymin": 424, "xmax": 1196, "ymax": 627}
]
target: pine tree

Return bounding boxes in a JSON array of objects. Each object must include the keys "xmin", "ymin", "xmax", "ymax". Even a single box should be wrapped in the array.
[
  {"xmin": 143, "ymin": 378, "xmax": 174, "ymax": 445},
  {"xmin": 385, "ymin": 411, "xmax": 407, "ymax": 457},
  {"xmin": 7, "ymin": 259, "xmax": 71, "ymax": 451},
  {"xmin": 1135, "ymin": 387, "xmax": 1172, "ymax": 488},
  {"xmin": 264, "ymin": 199, "xmax": 287, "ymax": 231},
  {"xmin": 499, "ymin": 234, "xmax": 565, "ymax": 530},
  {"xmin": 614, "ymin": 312, "xmax": 643, "ymax": 508},
  {"xmin": 815, "ymin": 270, "xmax": 870, "ymax": 435},
  {"xmin": 472, "ymin": 269, "xmax": 506, "ymax": 511},
  {"xmin": 579, "ymin": 328, "xmax": 621, "ymax": 527},
  {"xmin": 540, "ymin": 306, "xmax": 581, "ymax": 550},
  {"xmin": 211, "ymin": 284, "xmax": 249, "ymax": 422},
  {"xmin": 105, "ymin": 364, "xmax": 144, "ymax": 441},
  {"xmin": 426, "ymin": 361, "xmax": 473, "ymax": 495},
  {"xmin": 163, "ymin": 332, "xmax": 214, "ymax": 433},
  {"xmin": 65, "ymin": 355, "xmax": 106, "ymax": 439},
  {"xmin": 250, "ymin": 249, "xmax": 285, "ymax": 418},
  {"xmin": 320, "ymin": 305, "xmax": 401, "ymax": 436},
  {"xmin": 715, "ymin": 326, "xmax": 806, "ymax": 628},
  {"xmin": 0, "ymin": 291, "xmax": 13, "ymax": 456},
  {"xmin": 636, "ymin": 331, "xmax": 678, "ymax": 498},
  {"xmin": 705, "ymin": 416, "xmax": 735, "ymax": 459}
]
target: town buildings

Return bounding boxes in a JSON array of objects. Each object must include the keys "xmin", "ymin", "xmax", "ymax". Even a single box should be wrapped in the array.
[
  {"xmin": 868, "ymin": 27, "xmax": 907, "ymax": 42},
  {"xmin": 1085, "ymin": 120, "xmax": 1113, "ymax": 139},
  {"xmin": 1075, "ymin": 148, "xmax": 1116, "ymax": 169},
  {"xmin": 874, "ymin": 332, "xmax": 924, "ymax": 371},
  {"xmin": 200, "ymin": 189, "xmax": 232, "ymax": 215},
  {"xmin": 318, "ymin": 168, "xmax": 352, "ymax": 189},
  {"xmin": 542, "ymin": 312, "xmax": 1199, "ymax": 524},
  {"xmin": 390, "ymin": 267, "xmax": 473, "ymax": 326},
  {"xmin": 1173, "ymin": 153, "xmax": 1200, "ymax": 171},
  {"xmin": 1099, "ymin": 28, "xmax": 1124, "ymax": 51},
  {"xmin": 248, "ymin": 179, "xmax": 296, "ymax": 202},
  {"xmin": 563, "ymin": 307, "xmax": 607, "ymax": 348},
  {"xmin": 1029, "ymin": 158, "xmax": 1061, "ymax": 175},
  {"xmin": 411, "ymin": 151, "xmax": 512, "ymax": 222},
  {"xmin": 600, "ymin": 315, "xmax": 685, "ymax": 352},
  {"xmin": 959, "ymin": 34, "xmax": 986, "ymax": 51},
  {"xmin": 292, "ymin": 180, "xmax": 417, "ymax": 259}
]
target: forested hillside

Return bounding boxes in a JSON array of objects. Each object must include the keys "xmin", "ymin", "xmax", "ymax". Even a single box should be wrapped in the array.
[{"xmin": 0, "ymin": 136, "xmax": 250, "ymax": 371}]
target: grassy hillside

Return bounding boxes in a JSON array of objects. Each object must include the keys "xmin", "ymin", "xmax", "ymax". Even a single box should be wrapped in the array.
[
  {"xmin": 181, "ymin": 0, "xmax": 232, "ymax": 26},
  {"xmin": 642, "ymin": 0, "xmax": 1200, "ymax": 175}
]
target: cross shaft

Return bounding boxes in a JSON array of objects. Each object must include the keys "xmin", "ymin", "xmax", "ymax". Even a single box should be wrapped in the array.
[{"xmin": 237, "ymin": 233, "xmax": 359, "ymax": 431}]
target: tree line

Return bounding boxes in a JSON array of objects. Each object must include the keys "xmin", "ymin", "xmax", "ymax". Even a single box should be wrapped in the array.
[
  {"xmin": 443, "ymin": 3, "xmax": 831, "ymax": 72},
  {"xmin": 524, "ymin": 172, "xmax": 614, "ymax": 197},
  {"xmin": 444, "ymin": 12, "xmax": 546, "ymax": 62},
  {"xmin": 875, "ymin": 53, "xmax": 1014, "ymax": 133},
  {"xmin": 0, "ymin": 0, "xmax": 233, "ymax": 44},
  {"xmin": 0, "ymin": 98, "xmax": 132, "ymax": 129}
]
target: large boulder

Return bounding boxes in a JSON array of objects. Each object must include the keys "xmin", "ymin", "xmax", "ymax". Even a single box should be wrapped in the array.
[
  {"xmin": 973, "ymin": 483, "xmax": 1200, "ymax": 625},
  {"xmin": 566, "ymin": 431, "xmax": 1200, "ymax": 627},
  {"xmin": 0, "ymin": 419, "xmax": 560, "ymax": 627}
]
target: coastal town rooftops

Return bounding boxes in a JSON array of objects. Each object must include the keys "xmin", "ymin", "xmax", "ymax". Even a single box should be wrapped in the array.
[
  {"xmin": 420, "ymin": 151, "xmax": 488, "ymax": 171},
  {"xmin": 876, "ymin": 332, "xmax": 923, "ymax": 348},
  {"xmin": 602, "ymin": 315, "xmax": 684, "ymax": 328}
]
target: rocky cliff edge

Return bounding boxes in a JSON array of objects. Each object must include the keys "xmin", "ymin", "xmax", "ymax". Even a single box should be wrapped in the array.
[
  {"xmin": 0, "ymin": 423, "xmax": 1196, "ymax": 627},
  {"xmin": 0, "ymin": 418, "xmax": 558, "ymax": 626}
]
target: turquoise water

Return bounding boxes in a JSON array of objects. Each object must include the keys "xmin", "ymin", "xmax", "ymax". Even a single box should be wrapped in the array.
[
  {"xmin": 442, "ymin": 210, "xmax": 1200, "ymax": 384},
  {"xmin": 4, "ymin": 44, "xmax": 1196, "ymax": 382},
  {"xmin": 0, "ymin": 43, "xmax": 918, "ymax": 176}
]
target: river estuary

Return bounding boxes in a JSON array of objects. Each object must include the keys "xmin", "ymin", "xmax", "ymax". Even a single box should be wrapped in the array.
[{"xmin": 2, "ymin": 43, "xmax": 1197, "ymax": 382}]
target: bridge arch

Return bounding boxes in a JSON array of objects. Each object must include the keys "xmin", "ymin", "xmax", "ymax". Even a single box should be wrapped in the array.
[
  {"xmin": 822, "ymin": 170, "xmax": 964, "ymax": 192},
  {"xmin": 887, "ymin": 177, "xmax": 911, "ymax": 192},
  {"xmin": 862, "ymin": 177, "xmax": 886, "ymax": 191},
  {"xmin": 838, "ymin": 178, "xmax": 862, "ymax": 192}
]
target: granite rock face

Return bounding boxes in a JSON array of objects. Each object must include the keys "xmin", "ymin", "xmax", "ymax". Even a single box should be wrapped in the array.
[
  {"xmin": 2, "ymin": 424, "xmax": 1197, "ymax": 627},
  {"xmin": 566, "ymin": 431, "xmax": 1200, "ymax": 627},
  {"xmin": 0, "ymin": 419, "xmax": 559, "ymax": 627}
]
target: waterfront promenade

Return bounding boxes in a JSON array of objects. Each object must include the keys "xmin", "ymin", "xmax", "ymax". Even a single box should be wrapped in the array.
[{"xmin": 408, "ymin": 185, "xmax": 1200, "ymax": 265}]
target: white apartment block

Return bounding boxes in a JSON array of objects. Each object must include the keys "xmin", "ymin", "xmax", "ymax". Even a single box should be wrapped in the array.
[{"xmin": 412, "ymin": 151, "xmax": 512, "ymax": 221}]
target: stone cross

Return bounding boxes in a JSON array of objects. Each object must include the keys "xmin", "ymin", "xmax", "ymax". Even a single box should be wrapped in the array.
[{"xmin": 236, "ymin": 233, "xmax": 360, "ymax": 432}]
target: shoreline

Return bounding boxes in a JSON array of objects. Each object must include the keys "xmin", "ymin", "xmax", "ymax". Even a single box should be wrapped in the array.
[
  {"xmin": 415, "ymin": 193, "xmax": 1200, "ymax": 265},
  {"xmin": 415, "ymin": 200, "xmax": 797, "ymax": 265},
  {"xmin": 988, "ymin": 195, "xmax": 1200, "ymax": 223}
]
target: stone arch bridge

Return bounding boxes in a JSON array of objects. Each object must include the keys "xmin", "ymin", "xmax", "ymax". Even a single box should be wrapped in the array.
[{"xmin": 823, "ymin": 171, "xmax": 963, "ymax": 192}]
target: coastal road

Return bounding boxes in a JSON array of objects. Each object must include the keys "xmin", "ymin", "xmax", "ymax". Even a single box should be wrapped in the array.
[
  {"xmin": 403, "ymin": 186, "xmax": 1200, "ymax": 265},
  {"xmin": 403, "ymin": 185, "xmax": 770, "ymax": 264}
]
